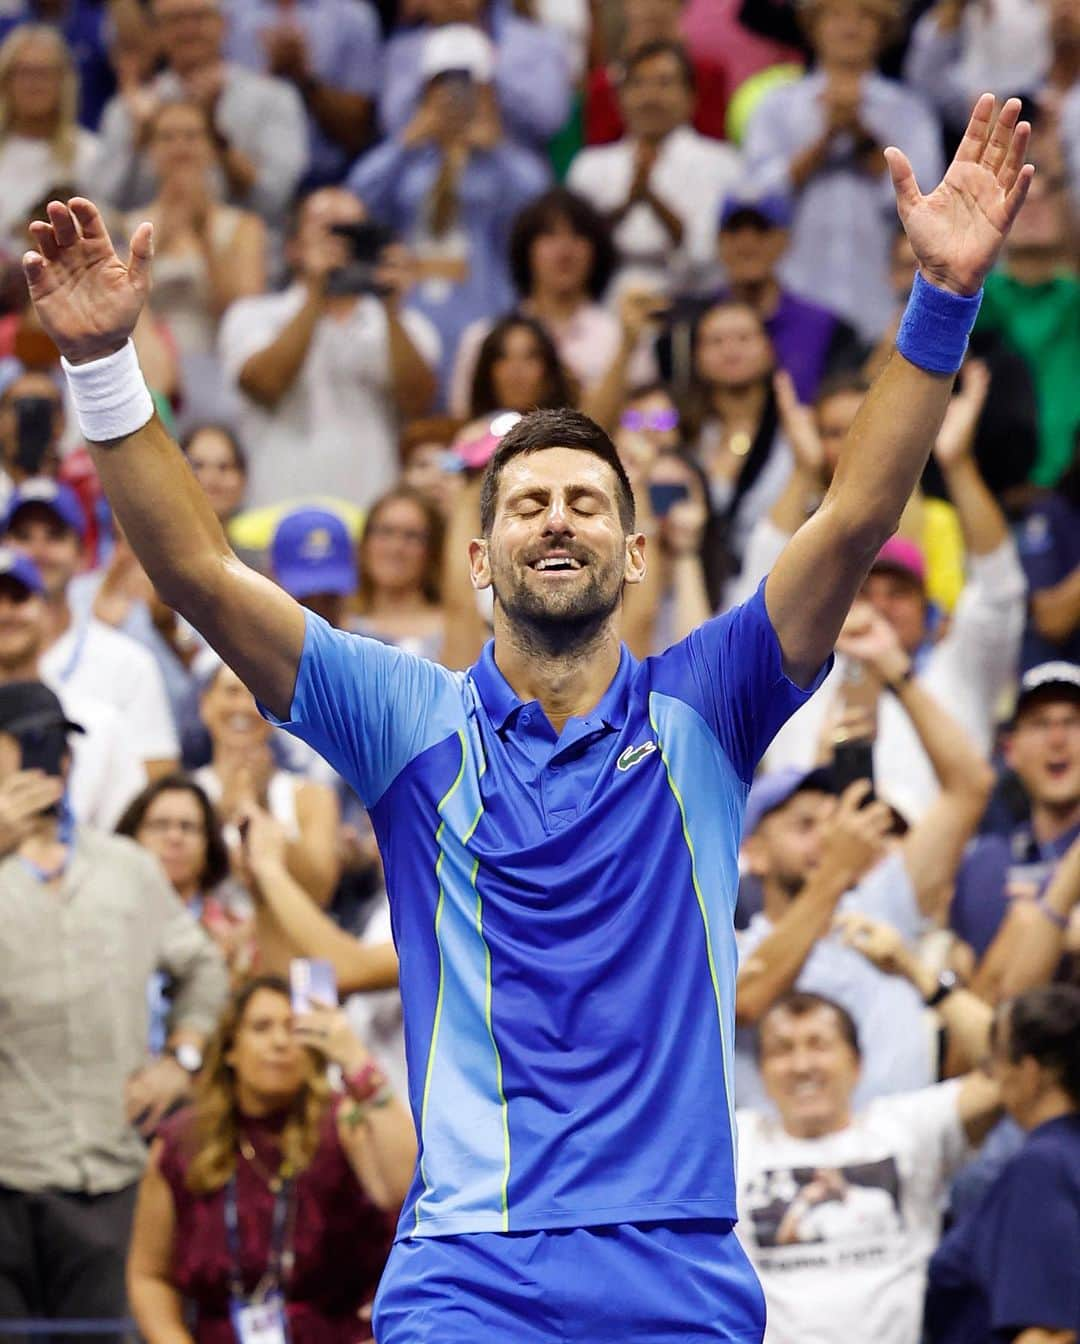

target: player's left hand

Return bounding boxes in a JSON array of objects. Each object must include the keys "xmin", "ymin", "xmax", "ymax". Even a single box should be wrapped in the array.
[{"xmin": 886, "ymin": 94, "xmax": 1034, "ymax": 296}]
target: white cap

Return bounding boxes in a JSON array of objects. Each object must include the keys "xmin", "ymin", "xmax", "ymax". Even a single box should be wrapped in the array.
[{"xmin": 419, "ymin": 24, "xmax": 494, "ymax": 83}]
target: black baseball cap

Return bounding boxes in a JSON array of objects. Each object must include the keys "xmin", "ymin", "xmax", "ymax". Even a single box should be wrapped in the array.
[
  {"xmin": 0, "ymin": 681, "xmax": 84, "ymax": 738},
  {"xmin": 1013, "ymin": 661, "xmax": 1080, "ymax": 721}
]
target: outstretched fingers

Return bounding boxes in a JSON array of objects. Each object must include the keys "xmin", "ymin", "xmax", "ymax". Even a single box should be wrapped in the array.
[
  {"xmin": 953, "ymin": 92, "xmax": 996, "ymax": 165},
  {"xmin": 979, "ymin": 96, "xmax": 1021, "ymax": 176},
  {"xmin": 46, "ymin": 200, "xmax": 80, "ymax": 249},
  {"xmin": 28, "ymin": 219, "xmax": 59, "ymax": 263},
  {"xmin": 1002, "ymin": 163, "xmax": 1037, "ymax": 229},
  {"xmin": 997, "ymin": 118, "xmax": 1031, "ymax": 193},
  {"xmin": 127, "ymin": 220, "xmax": 154, "ymax": 292},
  {"xmin": 884, "ymin": 146, "xmax": 921, "ymax": 217},
  {"xmin": 67, "ymin": 197, "xmax": 110, "ymax": 241}
]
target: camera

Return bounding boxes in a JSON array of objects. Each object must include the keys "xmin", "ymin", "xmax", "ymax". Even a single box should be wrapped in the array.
[
  {"xmin": 11, "ymin": 396, "xmax": 57, "ymax": 477},
  {"xmin": 325, "ymin": 220, "xmax": 396, "ymax": 298}
]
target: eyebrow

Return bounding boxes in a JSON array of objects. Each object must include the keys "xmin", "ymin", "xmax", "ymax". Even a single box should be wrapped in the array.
[{"xmin": 503, "ymin": 483, "xmax": 611, "ymax": 510}]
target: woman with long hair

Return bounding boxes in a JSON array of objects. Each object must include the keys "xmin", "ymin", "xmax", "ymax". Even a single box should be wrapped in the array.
[
  {"xmin": 0, "ymin": 26, "xmax": 98, "ymax": 254},
  {"xmin": 127, "ymin": 976, "xmax": 415, "ymax": 1344},
  {"xmin": 183, "ymin": 423, "xmax": 250, "ymax": 527},
  {"xmin": 349, "ymin": 486, "xmax": 445, "ymax": 661},
  {"xmin": 468, "ymin": 313, "xmax": 574, "ymax": 419}
]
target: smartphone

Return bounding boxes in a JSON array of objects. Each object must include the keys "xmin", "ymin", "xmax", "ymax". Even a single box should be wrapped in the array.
[
  {"xmin": 289, "ymin": 958, "xmax": 337, "ymax": 1014},
  {"xmin": 831, "ymin": 739, "xmax": 875, "ymax": 798},
  {"xmin": 326, "ymin": 220, "xmax": 396, "ymax": 297},
  {"xmin": 13, "ymin": 395, "xmax": 56, "ymax": 476},
  {"xmin": 648, "ymin": 481, "xmax": 689, "ymax": 517}
]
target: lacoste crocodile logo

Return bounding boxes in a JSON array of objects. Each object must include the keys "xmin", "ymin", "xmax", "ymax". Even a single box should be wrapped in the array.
[{"xmin": 616, "ymin": 741, "xmax": 658, "ymax": 772}]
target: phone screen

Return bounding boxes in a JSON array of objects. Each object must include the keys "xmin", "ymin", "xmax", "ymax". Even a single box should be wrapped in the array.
[
  {"xmin": 289, "ymin": 958, "xmax": 338, "ymax": 1014},
  {"xmin": 648, "ymin": 482, "xmax": 689, "ymax": 517},
  {"xmin": 831, "ymin": 740, "xmax": 875, "ymax": 798}
]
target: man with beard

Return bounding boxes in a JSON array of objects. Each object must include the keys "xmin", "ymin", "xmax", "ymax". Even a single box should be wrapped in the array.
[{"xmin": 22, "ymin": 95, "xmax": 1032, "ymax": 1343}]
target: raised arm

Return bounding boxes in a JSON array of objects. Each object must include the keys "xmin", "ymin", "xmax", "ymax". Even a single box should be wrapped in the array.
[
  {"xmin": 23, "ymin": 198, "xmax": 306, "ymax": 720},
  {"xmin": 765, "ymin": 96, "xmax": 1033, "ymax": 685}
]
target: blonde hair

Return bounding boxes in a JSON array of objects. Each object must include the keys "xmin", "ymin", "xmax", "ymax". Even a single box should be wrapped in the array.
[
  {"xmin": 185, "ymin": 976, "xmax": 331, "ymax": 1196},
  {"xmin": 0, "ymin": 25, "xmax": 79, "ymax": 166}
]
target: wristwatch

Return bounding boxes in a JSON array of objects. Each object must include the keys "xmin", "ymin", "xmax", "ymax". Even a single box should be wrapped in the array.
[
  {"xmin": 166, "ymin": 1043, "xmax": 204, "ymax": 1075},
  {"xmin": 924, "ymin": 969, "xmax": 959, "ymax": 1008}
]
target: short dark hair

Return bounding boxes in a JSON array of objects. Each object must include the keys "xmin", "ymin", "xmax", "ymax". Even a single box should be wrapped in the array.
[
  {"xmin": 508, "ymin": 187, "xmax": 616, "ymax": 302},
  {"xmin": 181, "ymin": 422, "xmax": 248, "ymax": 476},
  {"xmin": 469, "ymin": 314, "xmax": 575, "ymax": 420},
  {"xmin": 999, "ymin": 985, "xmax": 1080, "ymax": 1107},
  {"xmin": 479, "ymin": 408, "xmax": 636, "ymax": 536},
  {"xmin": 758, "ymin": 991, "xmax": 862, "ymax": 1060},
  {"xmin": 115, "ymin": 773, "xmax": 230, "ymax": 892},
  {"xmin": 622, "ymin": 39, "xmax": 696, "ymax": 92},
  {"xmin": 814, "ymin": 369, "xmax": 870, "ymax": 409}
]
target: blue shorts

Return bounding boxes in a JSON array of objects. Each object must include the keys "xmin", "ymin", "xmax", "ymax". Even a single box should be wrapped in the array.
[{"xmin": 372, "ymin": 1219, "xmax": 766, "ymax": 1343}]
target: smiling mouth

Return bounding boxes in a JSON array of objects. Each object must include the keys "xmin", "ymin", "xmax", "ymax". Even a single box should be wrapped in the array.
[{"xmin": 529, "ymin": 556, "xmax": 584, "ymax": 573}]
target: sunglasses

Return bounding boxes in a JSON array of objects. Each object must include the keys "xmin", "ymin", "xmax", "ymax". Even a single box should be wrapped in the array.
[{"xmin": 620, "ymin": 408, "xmax": 680, "ymax": 433}]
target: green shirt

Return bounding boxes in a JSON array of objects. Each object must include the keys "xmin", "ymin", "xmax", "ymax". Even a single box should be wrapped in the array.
[{"xmin": 974, "ymin": 270, "xmax": 1080, "ymax": 487}]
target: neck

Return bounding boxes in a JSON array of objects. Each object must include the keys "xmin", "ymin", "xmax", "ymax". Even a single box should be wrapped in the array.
[
  {"xmin": 526, "ymin": 289, "xmax": 584, "ymax": 325},
  {"xmin": 0, "ymin": 651, "xmax": 40, "ymax": 683},
  {"xmin": 712, "ymin": 380, "xmax": 768, "ymax": 427},
  {"xmin": 728, "ymin": 277, "xmax": 781, "ymax": 319},
  {"xmin": 820, "ymin": 55, "xmax": 869, "ymax": 77},
  {"xmin": 1048, "ymin": 44, "xmax": 1080, "ymax": 91},
  {"xmin": 234, "ymin": 1080, "xmax": 291, "ymax": 1119},
  {"xmin": 785, "ymin": 1106, "xmax": 853, "ymax": 1139},
  {"xmin": 10, "ymin": 112, "xmax": 57, "ymax": 138},
  {"xmin": 761, "ymin": 875, "xmax": 796, "ymax": 924},
  {"xmin": 17, "ymin": 810, "xmax": 62, "ymax": 857},
  {"xmin": 42, "ymin": 595, "xmax": 72, "ymax": 650},
  {"xmin": 367, "ymin": 587, "xmax": 429, "ymax": 616},
  {"xmin": 634, "ymin": 126, "xmax": 674, "ymax": 150},
  {"xmin": 177, "ymin": 879, "xmax": 203, "ymax": 905},
  {"xmin": 1021, "ymin": 1090, "xmax": 1076, "ymax": 1133},
  {"xmin": 1005, "ymin": 249, "xmax": 1063, "ymax": 286},
  {"xmin": 493, "ymin": 609, "xmax": 623, "ymax": 734},
  {"xmin": 1030, "ymin": 797, "xmax": 1080, "ymax": 846}
]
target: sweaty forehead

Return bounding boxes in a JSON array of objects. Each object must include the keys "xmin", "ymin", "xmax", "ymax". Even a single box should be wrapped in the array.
[{"xmin": 497, "ymin": 447, "xmax": 621, "ymax": 506}]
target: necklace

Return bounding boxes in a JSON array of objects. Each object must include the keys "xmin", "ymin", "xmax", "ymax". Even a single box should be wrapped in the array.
[
  {"xmin": 238, "ymin": 1136, "xmax": 286, "ymax": 1193},
  {"xmin": 727, "ymin": 430, "xmax": 752, "ymax": 457}
]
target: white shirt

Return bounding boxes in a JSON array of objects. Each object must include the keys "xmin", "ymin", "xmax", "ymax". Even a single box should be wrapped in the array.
[
  {"xmin": 57, "ymin": 685, "xmax": 147, "ymax": 832},
  {"xmin": 345, "ymin": 896, "xmax": 408, "ymax": 1100},
  {"xmin": 40, "ymin": 618, "xmax": 179, "ymax": 765},
  {"xmin": 219, "ymin": 286, "xmax": 441, "ymax": 511},
  {"xmin": 736, "ymin": 1082, "xmax": 969, "ymax": 1344},
  {"xmin": 759, "ymin": 539, "xmax": 1027, "ymax": 821},
  {"xmin": 566, "ymin": 126, "xmax": 742, "ymax": 294},
  {"xmin": 0, "ymin": 130, "xmax": 99, "ymax": 255}
]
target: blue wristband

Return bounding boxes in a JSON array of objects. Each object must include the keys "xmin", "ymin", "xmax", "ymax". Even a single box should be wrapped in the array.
[{"xmin": 895, "ymin": 270, "xmax": 983, "ymax": 375}]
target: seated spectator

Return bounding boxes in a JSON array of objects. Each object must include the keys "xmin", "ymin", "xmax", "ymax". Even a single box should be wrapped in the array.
[
  {"xmin": 924, "ymin": 985, "xmax": 1080, "ymax": 1342},
  {"xmin": 270, "ymin": 504, "xmax": 357, "ymax": 630},
  {"xmin": 0, "ymin": 26, "xmax": 97, "ymax": 255},
  {"xmin": 183, "ymin": 422, "xmax": 249, "ymax": 527},
  {"xmin": 741, "ymin": 0, "xmax": 942, "ymax": 341},
  {"xmin": 399, "ymin": 417, "xmax": 465, "ymax": 520},
  {"xmin": 95, "ymin": 0, "xmax": 307, "ymax": 228},
  {"xmin": 348, "ymin": 487, "xmax": 445, "ymax": 662},
  {"xmin": 950, "ymin": 662, "xmax": 1080, "ymax": 971},
  {"xmin": 585, "ymin": 0, "xmax": 730, "ymax": 145},
  {"xmin": 567, "ymin": 40, "xmax": 741, "ymax": 296},
  {"xmin": 763, "ymin": 380, "xmax": 1026, "ymax": 821},
  {"xmin": 224, "ymin": 0, "xmax": 379, "ymax": 187},
  {"xmin": 1018, "ymin": 444, "xmax": 1080, "ymax": 670},
  {"xmin": 684, "ymin": 298, "xmax": 793, "ymax": 605},
  {"xmin": 128, "ymin": 98, "xmax": 266, "ymax": 428},
  {"xmin": 449, "ymin": 187, "xmax": 634, "ymax": 417},
  {"xmin": 0, "ymin": 545, "xmax": 145, "ymax": 828},
  {"xmin": 0, "ymin": 678, "xmax": 226, "ymax": 1341},
  {"xmin": 194, "ymin": 660, "xmax": 341, "ymax": 905},
  {"xmin": 3, "ymin": 477, "xmax": 182, "ymax": 779},
  {"xmin": 347, "ymin": 31, "xmax": 549, "ymax": 396},
  {"xmin": 127, "ymin": 976, "xmax": 414, "ymax": 1344},
  {"xmin": 736, "ymin": 604, "xmax": 996, "ymax": 1107},
  {"xmin": 379, "ymin": 0, "xmax": 570, "ymax": 166},
  {"xmin": 737, "ymin": 988, "xmax": 1000, "ymax": 1344},
  {"xmin": 0, "ymin": 0, "xmax": 120, "ymax": 130},
  {"xmin": 468, "ymin": 314, "xmax": 574, "ymax": 419},
  {"xmin": 219, "ymin": 187, "xmax": 439, "ymax": 511}
]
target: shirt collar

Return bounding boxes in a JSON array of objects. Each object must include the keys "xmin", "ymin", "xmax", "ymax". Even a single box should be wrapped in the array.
[
  {"xmin": 469, "ymin": 639, "xmax": 634, "ymax": 735},
  {"xmin": 1011, "ymin": 816, "xmax": 1080, "ymax": 863}
]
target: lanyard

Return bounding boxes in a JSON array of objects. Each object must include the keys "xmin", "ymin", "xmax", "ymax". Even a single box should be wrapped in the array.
[{"xmin": 223, "ymin": 1173, "xmax": 297, "ymax": 1305}]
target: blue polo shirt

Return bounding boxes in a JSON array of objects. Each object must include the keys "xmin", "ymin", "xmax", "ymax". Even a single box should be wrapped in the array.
[{"xmin": 264, "ymin": 582, "xmax": 826, "ymax": 1240}]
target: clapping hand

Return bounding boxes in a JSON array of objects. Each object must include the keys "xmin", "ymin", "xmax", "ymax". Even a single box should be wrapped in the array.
[
  {"xmin": 933, "ymin": 358, "xmax": 990, "ymax": 469},
  {"xmin": 773, "ymin": 369, "xmax": 825, "ymax": 480},
  {"xmin": 836, "ymin": 601, "xmax": 910, "ymax": 686}
]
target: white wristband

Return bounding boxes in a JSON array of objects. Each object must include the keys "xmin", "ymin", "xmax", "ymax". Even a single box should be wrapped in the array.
[{"xmin": 60, "ymin": 339, "xmax": 155, "ymax": 443}]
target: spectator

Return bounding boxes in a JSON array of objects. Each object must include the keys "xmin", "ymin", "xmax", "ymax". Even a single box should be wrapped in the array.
[
  {"xmin": 567, "ymin": 40, "xmax": 742, "ymax": 296},
  {"xmin": 0, "ymin": 0, "xmax": 119, "ymax": 130},
  {"xmin": 378, "ymin": 0, "xmax": 570, "ymax": 165},
  {"xmin": 468, "ymin": 314, "xmax": 574, "ymax": 419},
  {"xmin": 737, "ymin": 988, "xmax": 1000, "ymax": 1344},
  {"xmin": 585, "ymin": 0, "xmax": 730, "ymax": 145},
  {"xmin": 741, "ymin": 0, "xmax": 942, "ymax": 341},
  {"xmin": 950, "ymin": 661, "xmax": 1080, "ymax": 969},
  {"xmin": 128, "ymin": 98, "xmax": 266, "ymax": 428},
  {"xmin": 0, "ymin": 677, "xmax": 227, "ymax": 1342},
  {"xmin": 736, "ymin": 601, "xmax": 996, "ymax": 1107},
  {"xmin": 219, "ymin": 187, "xmax": 439, "ymax": 511},
  {"xmin": 0, "ymin": 544, "xmax": 145, "ymax": 828},
  {"xmin": 0, "ymin": 365, "xmax": 65, "ymax": 502},
  {"xmin": 346, "ymin": 31, "xmax": 549, "ymax": 395},
  {"xmin": 763, "ymin": 377, "xmax": 1026, "ymax": 821},
  {"xmin": 349, "ymin": 487, "xmax": 445, "ymax": 662},
  {"xmin": 94, "ymin": 0, "xmax": 307, "ymax": 227},
  {"xmin": 398, "ymin": 417, "xmax": 465, "ymax": 520},
  {"xmin": 1018, "ymin": 445, "xmax": 1080, "ymax": 670},
  {"xmin": 2, "ymin": 476, "xmax": 182, "ymax": 779},
  {"xmin": 126, "ymin": 976, "xmax": 414, "ymax": 1344},
  {"xmin": 684, "ymin": 298, "xmax": 793, "ymax": 605},
  {"xmin": 924, "ymin": 985, "xmax": 1080, "ymax": 1342},
  {"xmin": 224, "ymin": 0, "xmax": 379, "ymax": 188},
  {"xmin": 0, "ymin": 25, "xmax": 97, "ymax": 255},
  {"xmin": 194, "ymin": 660, "xmax": 341, "ymax": 906},
  {"xmin": 449, "ymin": 187, "xmax": 635, "ymax": 418},
  {"xmin": 271, "ymin": 504, "xmax": 357, "ymax": 631},
  {"xmin": 183, "ymin": 422, "xmax": 249, "ymax": 527}
]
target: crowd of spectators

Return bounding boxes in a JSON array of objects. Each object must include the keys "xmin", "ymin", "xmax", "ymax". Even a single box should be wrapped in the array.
[{"xmin": 0, "ymin": 0, "xmax": 1078, "ymax": 1340}]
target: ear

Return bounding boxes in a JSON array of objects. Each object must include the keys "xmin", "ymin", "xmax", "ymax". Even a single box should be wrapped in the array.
[
  {"xmin": 624, "ymin": 531, "xmax": 647, "ymax": 586},
  {"xmin": 468, "ymin": 536, "xmax": 491, "ymax": 591},
  {"xmin": 742, "ymin": 832, "xmax": 769, "ymax": 880}
]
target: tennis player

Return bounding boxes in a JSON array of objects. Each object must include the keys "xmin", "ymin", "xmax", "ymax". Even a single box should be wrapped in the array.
[{"xmin": 24, "ymin": 96, "xmax": 1031, "ymax": 1343}]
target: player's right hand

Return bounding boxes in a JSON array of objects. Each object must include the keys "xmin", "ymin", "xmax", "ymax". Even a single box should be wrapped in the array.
[{"xmin": 22, "ymin": 198, "xmax": 153, "ymax": 366}]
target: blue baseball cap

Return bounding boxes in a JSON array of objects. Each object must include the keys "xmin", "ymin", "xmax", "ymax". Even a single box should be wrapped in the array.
[
  {"xmin": 1, "ymin": 477, "xmax": 86, "ymax": 539},
  {"xmin": 0, "ymin": 546, "xmax": 44, "ymax": 595},
  {"xmin": 719, "ymin": 191, "xmax": 793, "ymax": 232},
  {"xmin": 743, "ymin": 765, "xmax": 836, "ymax": 838},
  {"xmin": 271, "ymin": 506, "xmax": 357, "ymax": 599}
]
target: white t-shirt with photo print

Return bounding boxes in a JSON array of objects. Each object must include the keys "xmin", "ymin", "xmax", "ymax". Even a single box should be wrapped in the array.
[{"xmin": 735, "ymin": 1081, "xmax": 969, "ymax": 1344}]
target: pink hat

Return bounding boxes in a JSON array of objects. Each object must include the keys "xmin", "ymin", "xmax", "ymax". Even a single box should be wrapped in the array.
[{"xmin": 872, "ymin": 536, "xmax": 926, "ymax": 586}]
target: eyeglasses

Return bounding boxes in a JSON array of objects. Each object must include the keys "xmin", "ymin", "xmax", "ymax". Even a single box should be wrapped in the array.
[
  {"xmin": 141, "ymin": 818, "xmax": 206, "ymax": 838},
  {"xmin": 367, "ymin": 524, "xmax": 429, "ymax": 547},
  {"xmin": 620, "ymin": 408, "xmax": 680, "ymax": 433}
]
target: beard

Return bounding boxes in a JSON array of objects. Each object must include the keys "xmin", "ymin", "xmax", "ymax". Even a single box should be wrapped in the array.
[{"xmin": 490, "ymin": 547, "xmax": 625, "ymax": 659}]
